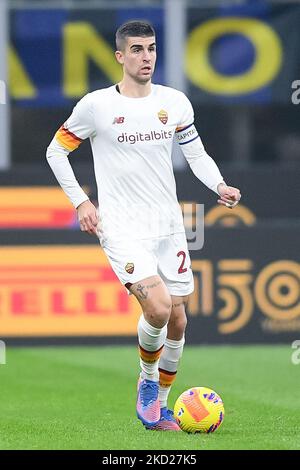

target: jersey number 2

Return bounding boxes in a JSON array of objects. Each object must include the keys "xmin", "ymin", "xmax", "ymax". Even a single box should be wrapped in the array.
[{"xmin": 177, "ymin": 251, "xmax": 187, "ymax": 274}]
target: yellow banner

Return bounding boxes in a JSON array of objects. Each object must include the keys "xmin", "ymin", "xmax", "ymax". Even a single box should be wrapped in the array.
[{"xmin": 0, "ymin": 246, "xmax": 140, "ymax": 336}]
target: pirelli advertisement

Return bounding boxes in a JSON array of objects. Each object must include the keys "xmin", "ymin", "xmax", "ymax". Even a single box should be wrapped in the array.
[
  {"xmin": 0, "ymin": 232, "xmax": 298, "ymax": 343},
  {"xmin": 0, "ymin": 199, "xmax": 299, "ymax": 343},
  {"xmin": 0, "ymin": 245, "xmax": 139, "ymax": 338}
]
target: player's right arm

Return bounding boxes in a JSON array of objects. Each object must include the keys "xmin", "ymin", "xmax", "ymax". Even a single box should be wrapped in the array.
[{"xmin": 46, "ymin": 94, "xmax": 98, "ymax": 235}]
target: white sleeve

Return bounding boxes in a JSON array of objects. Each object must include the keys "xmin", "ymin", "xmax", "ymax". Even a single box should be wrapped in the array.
[
  {"xmin": 62, "ymin": 93, "xmax": 96, "ymax": 144},
  {"xmin": 46, "ymin": 138, "xmax": 89, "ymax": 209},
  {"xmin": 175, "ymin": 93, "xmax": 225, "ymax": 194},
  {"xmin": 175, "ymin": 92, "xmax": 195, "ymax": 131},
  {"xmin": 46, "ymin": 93, "xmax": 95, "ymax": 208}
]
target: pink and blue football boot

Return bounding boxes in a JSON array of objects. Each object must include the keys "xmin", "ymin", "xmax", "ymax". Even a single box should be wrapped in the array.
[
  {"xmin": 136, "ymin": 378, "xmax": 160, "ymax": 427},
  {"xmin": 145, "ymin": 407, "xmax": 181, "ymax": 431}
]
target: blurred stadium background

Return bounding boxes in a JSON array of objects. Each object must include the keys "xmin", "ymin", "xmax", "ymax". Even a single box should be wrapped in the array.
[{"xmin": 0, "ymin": 0, "xmax": 299, "ymax": 450}]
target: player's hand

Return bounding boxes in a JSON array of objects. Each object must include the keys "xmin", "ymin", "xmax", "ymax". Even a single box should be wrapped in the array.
[
  {"xmin": 217, "ymin": 183, "xmax": 241, "ymax": 209},
  {"xmin": 76, "ymin": 200, "xmax": 99, "ymax": 236}
]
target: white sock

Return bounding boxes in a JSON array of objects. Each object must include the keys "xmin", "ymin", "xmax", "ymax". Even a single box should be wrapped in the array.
[
  {"xmin": 138, "ymin": 314, "xmax": 167, "ymax": 382},
  {"xmin": 158, "ymin": 386, "xmax": 171, "ymax": 409},
  {"xmin": 158, "ymin": 336, "xmax": 185, "ymax": 408}
]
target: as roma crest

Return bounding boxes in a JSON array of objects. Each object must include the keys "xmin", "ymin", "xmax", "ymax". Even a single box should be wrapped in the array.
[
  {"xmin": 125, "ymin": 263, "xmax": 134, "ymax": 274},
  {"xmin": 158, "ymin": 109, "xmax": 168, "ymax": 125}
]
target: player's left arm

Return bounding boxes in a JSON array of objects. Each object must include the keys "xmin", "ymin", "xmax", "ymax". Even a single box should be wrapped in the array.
[{"xmin": 175, "ymin": 95, "xmax": 241, "ymax": 209}]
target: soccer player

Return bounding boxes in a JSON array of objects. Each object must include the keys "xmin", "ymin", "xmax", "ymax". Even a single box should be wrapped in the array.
[{"xmin": 46, "ymin": 20, "xmax": 241, "ymax": 431}]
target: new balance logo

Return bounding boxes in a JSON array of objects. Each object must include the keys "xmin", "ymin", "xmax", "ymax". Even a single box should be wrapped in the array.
[{"xmin": 113, "ymin": 116, "xmax": 125, "ymax": 124}]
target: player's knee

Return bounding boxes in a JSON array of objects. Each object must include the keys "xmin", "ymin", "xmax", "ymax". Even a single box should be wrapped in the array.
[{"xmin": 145, "ymin": 299, "xmax": 172, "ymax": 328}]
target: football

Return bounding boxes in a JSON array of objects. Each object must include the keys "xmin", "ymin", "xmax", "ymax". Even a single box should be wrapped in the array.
[{"xmin": 173, "ymin": 386, "xmax": 225, "ymax": 433}]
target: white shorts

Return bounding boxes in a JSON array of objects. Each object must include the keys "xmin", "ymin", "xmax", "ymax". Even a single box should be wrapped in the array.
[{"xmin": 102, "ymin": 233, "xmax": 194, "ymax": 296}]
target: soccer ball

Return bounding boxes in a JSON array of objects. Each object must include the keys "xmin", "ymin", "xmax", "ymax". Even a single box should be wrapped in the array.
[{"xmin": 173, "ymin": 386, "xmax": 225, "ymax": 433}]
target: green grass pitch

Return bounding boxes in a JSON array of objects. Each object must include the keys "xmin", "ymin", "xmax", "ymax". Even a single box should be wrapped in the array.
[{"xmin": 0, "ymin": 345, "xmax": 299, "ymax": 450}]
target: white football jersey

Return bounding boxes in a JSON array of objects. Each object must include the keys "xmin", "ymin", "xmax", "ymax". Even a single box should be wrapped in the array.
[{"xmin": 55, "ymin": 84, "xmax": 194, "ymax": 244}]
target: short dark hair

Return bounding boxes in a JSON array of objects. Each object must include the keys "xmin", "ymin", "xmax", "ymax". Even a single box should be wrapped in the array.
[{"xmin": 116, "ymin": 20, "xmax": 155, "ymax": 51}]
